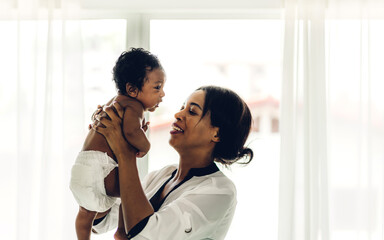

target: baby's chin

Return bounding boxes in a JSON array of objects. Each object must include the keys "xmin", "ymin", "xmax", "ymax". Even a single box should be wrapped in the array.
[
  {"xmin": 147, "ymin": 103, "xmax": 160, "ymax": 112},
  {"xmin": 147, "ymin": 106, "xmax": 157, "ymax": 112}
]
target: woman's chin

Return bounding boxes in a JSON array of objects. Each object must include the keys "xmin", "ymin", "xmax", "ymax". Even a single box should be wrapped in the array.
[
  {"xmin": 168, "ymin": 138, "xmax": 175, "ymax": 147},
  {"xmin": 168, "ymin": 137, "xmax": 180, "ymax": 149}
]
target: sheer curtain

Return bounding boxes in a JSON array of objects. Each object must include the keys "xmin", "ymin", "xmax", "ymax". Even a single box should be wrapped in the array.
[
  {"xmin": 278, "ymin": 0, "xmax": 329, "ymax": 239},
  {"xmin": 0, "ymin": 0, "xmax": 83, "ymax": 239},
  {"xmin": 279, "ymin": 0, "xmax": 384, "ymax": 240}
]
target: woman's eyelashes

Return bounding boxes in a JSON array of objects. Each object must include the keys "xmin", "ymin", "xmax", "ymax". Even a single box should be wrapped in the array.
[
  {"xmin": 189, "ymin": 109, "xmax": 197, "ymax": 115},
  {"xmin": 179, "ymin": 105, "xmax": 197, "ymax": 115},
  {"xmin": 154, "ymin": 85, "xmax": 161, "ymax": 90}
]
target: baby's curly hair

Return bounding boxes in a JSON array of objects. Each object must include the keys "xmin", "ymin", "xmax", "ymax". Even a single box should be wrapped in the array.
[{"xmin": 112, "ymin": 48, "xmax": 162, "ymax": 95}]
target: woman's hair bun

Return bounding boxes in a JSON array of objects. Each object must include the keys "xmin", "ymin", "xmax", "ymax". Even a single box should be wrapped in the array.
[{"xmin": 237, "ymin": 147, "xmax": 254, "ymax": 164}]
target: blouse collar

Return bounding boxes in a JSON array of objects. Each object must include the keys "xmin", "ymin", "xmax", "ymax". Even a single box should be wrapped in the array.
[{"xmin": 187, "ymin": 162, "xmax": 219, "ymax": 177}]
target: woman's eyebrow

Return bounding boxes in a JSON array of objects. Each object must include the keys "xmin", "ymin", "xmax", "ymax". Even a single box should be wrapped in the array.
[{"xmin": 190, "ymin": 102, "xmax": 202, "ymax": 110}]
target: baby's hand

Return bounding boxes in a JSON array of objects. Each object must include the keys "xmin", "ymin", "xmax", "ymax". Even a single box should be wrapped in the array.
[
  {"xmin": 136, "ymin": 151, "xmax": 147, "ymax": 158},
  {"xmin": 142, "ymin": 119, "xmax": 150, "ymax": 132}
]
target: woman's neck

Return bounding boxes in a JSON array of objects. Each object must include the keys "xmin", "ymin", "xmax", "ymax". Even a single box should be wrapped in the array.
[{"xmin": 174, "ymin": 151, "xmax": 213, "ymax": 181}]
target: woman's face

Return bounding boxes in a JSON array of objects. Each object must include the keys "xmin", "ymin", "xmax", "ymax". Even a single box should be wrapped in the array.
[{"xmin": 169, "ymin": 90, "xmax": 219, "ymax": 153}]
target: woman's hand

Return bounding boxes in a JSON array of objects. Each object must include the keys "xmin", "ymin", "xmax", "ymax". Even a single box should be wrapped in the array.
[
  {"xmin": 92, "ymin": 101, "xmax": 123, "ymax": 138},
  {"xmin": 89, "ymin": 105, "xmax": 103, "ymax": 130},
  {"xmin": 92, "ymin": 102, "xmax": 135, "ymax": 158}
]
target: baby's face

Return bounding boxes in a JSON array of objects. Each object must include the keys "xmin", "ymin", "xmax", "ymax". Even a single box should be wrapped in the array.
[{"xmin": 136, "ymin": 68, "xmax": 166, "ymax": 111}]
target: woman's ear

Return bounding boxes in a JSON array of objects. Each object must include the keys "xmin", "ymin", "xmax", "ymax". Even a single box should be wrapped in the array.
[
  {"xmin": 126, "ymin": 83, "xmax": 139, "ymax": 98},
  {"xmin": 211, "ymin": 128, "xmax": 220, "ymax": 143}
]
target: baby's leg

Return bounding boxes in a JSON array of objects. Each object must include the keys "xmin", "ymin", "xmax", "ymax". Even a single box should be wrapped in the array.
[
  {"xmin": 104, "ymin": 167, "xmax": 120, "ymax": 197},
  {"xmin": 75, "ymin": 206, "xmax": 97, "ymax": 240},
  {"xmin": 114, "ymin": 205, "xmax": 127, "ymax": 240}
]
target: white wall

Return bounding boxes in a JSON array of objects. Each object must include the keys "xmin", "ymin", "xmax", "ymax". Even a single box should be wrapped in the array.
[{"xmin": 81, "ymin": 0, "xmax": 282, "ymax": 11}]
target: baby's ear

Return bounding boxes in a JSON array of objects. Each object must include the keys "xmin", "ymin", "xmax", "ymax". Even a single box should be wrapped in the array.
[{"xmin": 126, "ymin": 83, "xmax": 139, "ymax": 98}]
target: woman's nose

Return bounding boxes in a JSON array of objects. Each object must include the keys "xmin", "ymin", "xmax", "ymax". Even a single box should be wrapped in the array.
[{"xmin": 174, "ymin": 109, "xmax": 184, "ymax": 120}]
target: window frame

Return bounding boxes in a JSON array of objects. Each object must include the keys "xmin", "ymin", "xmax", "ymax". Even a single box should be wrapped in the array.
[{"xmin": 111, "ymin": 10, "xmax": 282, "ymax": 177}]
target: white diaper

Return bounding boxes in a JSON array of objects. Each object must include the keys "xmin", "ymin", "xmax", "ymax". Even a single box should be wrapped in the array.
[{"xmin": 70, "ymin": 150, "xmax": 118, "ymax": 213}]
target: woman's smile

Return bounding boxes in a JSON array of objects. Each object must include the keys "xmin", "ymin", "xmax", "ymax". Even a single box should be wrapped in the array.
[{"xmin": 170, "ymin": 123, "xmax": 184, "ymax": 134}]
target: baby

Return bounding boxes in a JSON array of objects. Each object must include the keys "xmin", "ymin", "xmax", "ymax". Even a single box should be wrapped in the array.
[{"xmin": 70, "ymin": 48, "xmax": 165, "ymax": 240}]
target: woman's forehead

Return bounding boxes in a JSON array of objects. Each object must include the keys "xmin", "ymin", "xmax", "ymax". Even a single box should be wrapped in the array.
[{"xmin": 185, "ymin": 90, "xmax": 205, "ymax": 106}]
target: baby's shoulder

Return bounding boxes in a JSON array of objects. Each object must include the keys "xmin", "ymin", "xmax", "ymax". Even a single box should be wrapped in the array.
[{"xmin": 114, "ymin": 95, "xmax": 143, "ymax": 112}]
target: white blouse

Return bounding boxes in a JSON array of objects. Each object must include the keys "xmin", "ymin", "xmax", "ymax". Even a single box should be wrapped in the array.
[{"xmin": 131, "ymin": 164, "xmax": 237, "ymax": 240}]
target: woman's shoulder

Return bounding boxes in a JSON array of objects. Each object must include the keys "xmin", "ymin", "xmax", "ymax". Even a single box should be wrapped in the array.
[
  {"xmin": 142, "ymin": 164, "xmax": 178, "ymax": 188},
  {"xmin": 184, "ymin": 170, "xmax": 237, "ymax": 199},
  {"xmin": 206, "ymin": 171, "xmax": 237, "ymax": 194}
]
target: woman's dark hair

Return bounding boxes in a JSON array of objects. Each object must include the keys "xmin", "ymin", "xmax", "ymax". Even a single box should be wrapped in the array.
[
  {"xmin": 112, "ymin": 48, "xmax": 162, "ymax": 95},
  {"xmin": 197, "ymin": 86, "xmax": 254, "ymax": 165}
]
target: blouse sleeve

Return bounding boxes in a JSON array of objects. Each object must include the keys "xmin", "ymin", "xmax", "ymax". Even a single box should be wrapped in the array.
[{"xmin": 131, "ymin": 185, "xmax": 237, "ymax": 240}]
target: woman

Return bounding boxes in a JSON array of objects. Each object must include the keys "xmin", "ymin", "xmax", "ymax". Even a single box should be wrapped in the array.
[{"xmin": 92, "ymin": 86, "xmax": 253, "ymax": 239}]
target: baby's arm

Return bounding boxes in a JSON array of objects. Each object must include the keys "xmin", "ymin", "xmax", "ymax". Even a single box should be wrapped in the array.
[{"xmin": 122, "ymin": 102, "xmax": 150, "ymax": 156}]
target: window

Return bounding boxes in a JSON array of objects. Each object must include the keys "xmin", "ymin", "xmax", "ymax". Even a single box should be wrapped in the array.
[
  {"xmin": 149, "ymin": 19, "xmax": 283, "ymax": 239},
  {"xmin": 81, "ymin": 19, "xmax": 127, "ymax": 125}
]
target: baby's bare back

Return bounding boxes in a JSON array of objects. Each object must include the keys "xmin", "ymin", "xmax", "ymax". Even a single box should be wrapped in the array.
[{"xmin": 82, "ymin": 94, "xmax": 139, "ymax": 161}]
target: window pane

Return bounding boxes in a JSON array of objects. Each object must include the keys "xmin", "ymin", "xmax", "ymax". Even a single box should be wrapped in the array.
[
  {"xmin": 82, "ymin": 19, "xmax": 127, "ymax": 125},
  {"xmin": 81, "ymin": 19, "xmax": 126, "ymax": 240},
  {"xmin": 149, "ymin": 19, "xmax": 282, "ymax": 239}
]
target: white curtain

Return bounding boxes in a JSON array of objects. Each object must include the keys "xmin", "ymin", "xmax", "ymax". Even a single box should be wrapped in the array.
[
  {"xmin": 279, "ymin": 0, "xmax": 329, "ymax": 239},
  {"xmin": 0, "ymin": 0, "xmax": 84, "ymax": 239},
  {"xmin": 279, "ymin": 0, "xmax": 384, "ymax": 240}
]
